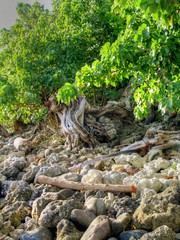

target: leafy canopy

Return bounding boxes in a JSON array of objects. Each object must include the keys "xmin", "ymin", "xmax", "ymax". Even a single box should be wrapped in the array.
[
  {"xmin": 0, "ymin": 0, "xmax": 179, "ymax": 127},
  {"xmin": 0, "ymin": 0, "xmax": 115, "ymax": 126},
  {"xmin": 75, "ymin": 0, "xmax": 180, "ymax": 118}
]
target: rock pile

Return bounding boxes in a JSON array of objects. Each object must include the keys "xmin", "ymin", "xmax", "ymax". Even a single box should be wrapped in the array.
[{"xmin": 0, "ymin": 125, "xmax": 179, "ymax": 240}]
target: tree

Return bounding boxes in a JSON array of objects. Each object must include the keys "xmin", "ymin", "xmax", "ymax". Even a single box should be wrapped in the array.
[
  {"xmin": 0, "ymin": 0, "xmax": 179, "ymax": 130},
  {"xmin": 75, "ymin": 0, "xmax": 180, "ymax": 118},
  {"xmin": 0, "ymin": 0, "xmax": 115, "ymax": 127}
]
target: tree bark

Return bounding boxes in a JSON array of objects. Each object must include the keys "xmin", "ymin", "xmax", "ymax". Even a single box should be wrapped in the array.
[{"xmin": 47, "ymin": 95, "xmax": 129, "ymax": 149}]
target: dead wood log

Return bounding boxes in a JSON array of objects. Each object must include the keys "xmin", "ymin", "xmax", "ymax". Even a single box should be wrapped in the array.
[{"xmin": 37, "ymin": 175, "xmax": 136, "ymax": 193}]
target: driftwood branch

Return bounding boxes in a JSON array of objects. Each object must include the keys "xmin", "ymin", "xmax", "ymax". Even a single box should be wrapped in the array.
[
  {"xmin": 68, "ymin": 130, "xmax": 180, "ymax": 171},
  {"xmin": 37, "ymin": 175, "xmax": 136, "ymax": 193}
]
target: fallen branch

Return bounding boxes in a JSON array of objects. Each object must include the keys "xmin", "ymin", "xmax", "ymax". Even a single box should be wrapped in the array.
[
  {"xmin": 37, "ymin": 175, "xmax": 136, "ymax": 193},
  {"xmin": 68, "ymin": 149, "xmax": 138, "ymax": 171},
  {"xmin": 68, "ymin": 130, "xmax": 180, "ymax": 171}
]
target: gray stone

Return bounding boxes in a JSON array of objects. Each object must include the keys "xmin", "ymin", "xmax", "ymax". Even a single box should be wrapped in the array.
[
  {"xmin": 10, "ymin": 228, "xmax": 25, "ymax": 240},
  {"xmin": 136, "ymin": 178, "xmax": 163, "ymax": 192},
  {"xmin": 59, "ymin": 172, "xmax": 81, "ymax": 182},
  {"xmin": 110, "ymin": 213, "xmax": 131, "ymax": 235},
  {"xmin": 0, "ymin": 172, "xmax": 6, "ymax": 182},
  {"xmin": 34, "ymin": 165, "xmax": 67, "ymax": 182},
  {"xmin": 32, "ymin": 192, "xmax": 64, "ymax": 222},
  {"xmin": 58, "ymin": 189, "xmax": 75, "ymax": 199},
  {"xmin": 108, "ymin": 196, "xmax": 139, "ymax": 217},
  {"xmin": 133, "ymin": 186, "xmax": 180, "ymax": 232},
  {"xmin": 81, "ymin": 215, "xmax": 111, "ymax": 240},
  {"xmin": 140, "ymin": 225, "xmax": 176, "ymax": 240},
  {"xmin": 176, "ymin": 233, "xmax": 180, "ymax": 240},
  {"xmin": 5, "ymin": 180, "xmax": 32, "ymax": 203},
  {"xmin": 0, "ymin": 214, "xmax": 4, "ymax": 228},
  {"xmin": 57, "ymin": 219, "xmax": 83, "ymax": 240},
  {"xmin": 114, "ymin": 154, "xmax": 146, "ymax": 169},
  {"xmin": 84, "ymin": 197, "xmax": 106, "ymax": 215},
  {"xmin": 99, "ymin": 116, "xmax": 117, "ymax": 140},
  {"xmin": 0, "ymin": 154, "xmax": 8, "ymax": 163},
  {"xmin": 144, "ymin": 158, "xmax": 170, "ymax": 173},
  {"xmin": 71, "ymin": 209, "xmax": 96, "ymax": 228},
  {"xmin": 2, "ymin": 166, "xmax": 19, "ymax": 178},
  {"xmin": 1, "ymin": 156, "xmax": 26, "ymax": 178},
  {"xmin": 2, "ymin": 201, "xmax": 31, "ymax": 227},
  {"xmin": 38, "ymin": 199, "xmax": 83, "ymax": 228},
  {"xmin": 19, "ymin": 227, "xmax": 53, "ymax": 240},
  {"xmin": 140, "ymin": 188, "xmax": 156, "ymax": 199},
  {"xmin": 24, "ymin": 217, "xmax": 39, "ymax": 231},
  {"xmin": 22, "ymin": 166, "xmax": 40, "ymax": 183},
  {"xmin": 119, "ymin": 230, "xmax": 147, "ymax": 240},
  {"xmin": 1, "ymin": 180, "xmax": 14, "ymax": 196}
]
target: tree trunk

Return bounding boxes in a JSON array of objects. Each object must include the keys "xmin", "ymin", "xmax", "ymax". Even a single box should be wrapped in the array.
[{"xmin": 47, "ymin": 95, "xmax": 129, "ymax": 149}]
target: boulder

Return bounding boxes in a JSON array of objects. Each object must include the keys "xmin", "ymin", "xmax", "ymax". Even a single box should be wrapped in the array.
[
  {"xmin": 140, "ymin": 225, "xmax": 176, "ymax": 240},
  {"xmin": 84, "ymin": 197, "xmax": 106, "ymax": 215},
  {"xmin": 2, "ymin": 201, "xmax": 31, "ymax": 227},
  {"xmin": 133, "ymin": 186, "xmax": 180, "ymax": 232},
  {"xmin": 81, "ymin": 169, "xmax": 103, "ymax": 184},
  {"xmin": 38, "ymin": 199, "xmax": 83, "ymax": 228},
  {"xmin": 110, "ymin": 213, "xmax": 131, "ymax": 235},
  {"xmin": 81, "ymin": 215, "xmax": 111, "ymax": 240},
  {"xmin": 70, "ymin": 209, "xmax": 96, "ymax": 228},
  {"xmin": 19, "ymin": 227, "xmax": 53, "ymax": 240},
  {"xmin": 57, "ymin": 219, "xmax": 83, "ymax": 240}
]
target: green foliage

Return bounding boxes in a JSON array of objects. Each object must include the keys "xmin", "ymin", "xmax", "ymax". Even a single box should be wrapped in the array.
[
  {"xmin": 0, "ymin": 0, "xmax": 115, "ymax": 126},
  {"xmin": 57, "ymin": 83, "xmax": 78, "ymax": 105},
  {"xmin": 75, "ymin": 0, "xmax": 180, "ymax": 118},
  {"xmin": 0, "ymin": 0, "xmax": 179, "ymax": 127}
]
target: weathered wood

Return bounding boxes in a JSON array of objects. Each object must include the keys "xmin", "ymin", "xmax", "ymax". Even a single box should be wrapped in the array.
[
  {"xmin": 37, "ymin": 175, "xmax": 136, "ymax": 193},
  {"xmin": 47, "ymin": 96, "xmax": 106, "ymax": 148},
  {"xmin": 69, "ymin": 129, "xmax": 180, "ymax": 171}
]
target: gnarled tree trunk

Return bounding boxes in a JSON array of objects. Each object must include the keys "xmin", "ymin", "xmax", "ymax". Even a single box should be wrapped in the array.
[{"xmin": 47, "ymin": 95, "xmax": 129, "ymax": 149}]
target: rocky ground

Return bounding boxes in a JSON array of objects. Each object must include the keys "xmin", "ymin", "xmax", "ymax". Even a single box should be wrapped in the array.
[{"xmin": 0, "ymin": 115, "xmax": 180, "ymax": 240}]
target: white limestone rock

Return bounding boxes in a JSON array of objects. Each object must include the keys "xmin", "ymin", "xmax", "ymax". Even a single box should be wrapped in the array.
[
  {"xmin": 159, "ymin": 178, "xmax": 180, "ymax": 191},
  {"xmin": 115, "ymin": 153, "xmax": 147, "ymax": 168},
  {"xmin": 81, "ymin": 169, "xmax": 103, "ymax": 184},
  {"xmin": 144, "ymin": 158, "xmax": 170, "ymax": 173},
  {"xmin": 123, "ymin": 177, "xmax": 163, "ymax": 192},
  {"xmin": 136, "ymin": 178, "xmax": 163, "ymax": 192},
  {"xmin": 140, "ymin": 188, "xmax": 157, "ymax": 199},
  {"xmin": 103, "ymin": 171, "xmax": 129, "ymax": 185}
]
